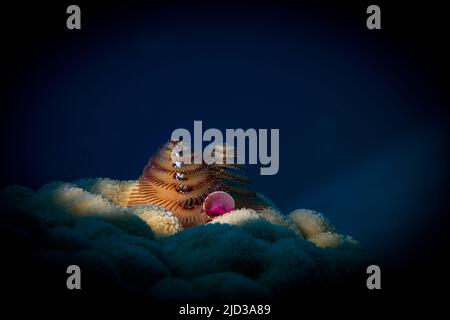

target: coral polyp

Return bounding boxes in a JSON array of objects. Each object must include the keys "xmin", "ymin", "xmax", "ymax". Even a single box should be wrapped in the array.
[{"xmin": 127, "ymin": 141, "xmax": 266, "ymax": 227}]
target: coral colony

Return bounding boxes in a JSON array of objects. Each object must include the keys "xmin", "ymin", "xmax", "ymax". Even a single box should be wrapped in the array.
[
  {"xmin": 0, "ymin": 116, "xmax": 361, "ymax": 298},
  {"xmin": 0, "ymin": 177, "xmax": 361, "ymax": 298},
  {"xmin": 0, "ymin": 122, "xmax": 362, "ymax": 299}
]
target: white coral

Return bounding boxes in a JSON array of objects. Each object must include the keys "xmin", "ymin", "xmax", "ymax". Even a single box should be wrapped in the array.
[
  {"xmin": 209, "ymin": 208, "xmax": 261, "ymax": 225},
  {"xmin": 288, "ymin": 209, "xmax": 358, "ymax": 248},
  {"xmin": 74, "ymin": 178, "xmax": 138, "ymax": 207},
  {"xmin": 130, "ymin": 205, "xmax": 182, "ymax": 237},
  {"xmin": 1, "ymin": 178, "xmax": 357, "ymax": 247}
]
